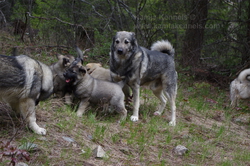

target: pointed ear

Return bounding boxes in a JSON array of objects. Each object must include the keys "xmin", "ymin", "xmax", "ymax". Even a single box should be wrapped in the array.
[
  {"xmin": 131, "ymin": 32, "xmax": 138, "ymax": 46},
  {"xmin": 75, "ymin": 46, "xmax": 84, "ymax": 63},
  {"xmin": 63, "ymin": 58, "xmax": 70, "ymax": 66},
  {"xmin": 57, "ymin": 54, "xmax": 64, "ymax": 60},
  {"xmin": 79, "ymin": 66, "xmax": 86, "ymax": 74}
]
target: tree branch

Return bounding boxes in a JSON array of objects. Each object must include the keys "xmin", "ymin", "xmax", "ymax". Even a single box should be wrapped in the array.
[{"xmin": 26, "ymin": 12, "xmax": 94, "ymax": 46}]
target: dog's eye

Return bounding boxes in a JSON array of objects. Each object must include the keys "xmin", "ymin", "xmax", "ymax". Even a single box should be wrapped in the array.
[
  {"xmin": 124, "ymin": 40, "xmax": 129, "ymax": 44},
  {"xmin": 87, "ymin": 68, "xmax": 90, "ymax": 71},
  {"xmin": 115, "ymin": 40, "xmax": 119, "ymax": 44}
]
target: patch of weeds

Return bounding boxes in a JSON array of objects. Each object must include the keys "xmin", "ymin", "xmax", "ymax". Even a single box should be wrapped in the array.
[
  {"xmin": 234, "ymin": 150, "xmax": 250, "ymax": 162},
  {"xmin": 0, "ymin": 141, "xmax": 30, "ymax": 165},
  {"xmin": 92, "ymin": 125, "xmax": 107, "ymax": 143},
  {"xmin": 111, "ymin": 133, "xmax": 120, "ymax": 144},
  {"xmin": 215, "ymin": 126, "xmax": 225, "ymax": 139},
  {"xmin": 81, "ymin": 147, "xmax": 92, "ymax": 159}
]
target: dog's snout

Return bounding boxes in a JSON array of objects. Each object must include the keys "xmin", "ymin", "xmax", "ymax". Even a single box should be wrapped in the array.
[
  {"xmin": 117, "ymin": 48, "xmax": 123, "ymax": 55},
  {"xmin": 63, "ymin": 72, "xmax": 67, "ymax": 77}
]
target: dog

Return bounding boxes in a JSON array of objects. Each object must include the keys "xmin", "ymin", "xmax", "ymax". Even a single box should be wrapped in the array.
[
  {"xmin": 63, "ymin": 58, "xmax": 127, "ymax": 122},
  {"xmin": 86, "ymin": 63, "xmax": 111, "ymax": 81},
  {"xmin": 0, "ymin": 54, "xmax": 53, "ymax": 135},
  {"xmin": 110, "ymin": 31, "xmax": 177, "ymax": 126},
  {"xmin": 50, "ymin": 54, "xmax": 75, "ymax": 104},
  {"xmin": 86, "ymin": 62, "xmax": 132, "ymax": 103},
  {"xmin": 230, "ymin": 68, "xmax": 250, "ymax": 107}
]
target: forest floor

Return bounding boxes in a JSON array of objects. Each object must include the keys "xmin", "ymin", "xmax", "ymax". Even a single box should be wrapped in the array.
[{"xmin": 1, "ymin": 31, "xmax": 250, "ymax": 166}]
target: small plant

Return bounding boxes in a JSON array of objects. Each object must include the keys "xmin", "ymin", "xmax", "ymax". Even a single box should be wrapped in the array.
[
  {"xmin": 0, "ymin": 141, "xmax": 30, "ymax": 166},
  {"xmin": 92, "ymin": 125, "xmax": 106, "ymax": 143}
]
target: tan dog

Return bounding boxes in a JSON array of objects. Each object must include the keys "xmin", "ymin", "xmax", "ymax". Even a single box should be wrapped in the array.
[
  {"xmin": 86, "ymin": 63, "xmax": 132, "ymax": 103},
  {"xmin": 86, "ymin": 63, "xmax": 111, "ymax": 81}
]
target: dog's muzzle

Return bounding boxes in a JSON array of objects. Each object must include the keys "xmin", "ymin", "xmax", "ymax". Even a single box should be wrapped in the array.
[{"xmin": 117, "ymin": 48, "xmax": 123, "ymax": 55}]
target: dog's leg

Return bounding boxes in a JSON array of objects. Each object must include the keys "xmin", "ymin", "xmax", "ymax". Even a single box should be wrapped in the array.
[
  {"xmin": 64, "ymin": 93, "xmax": 72, "ymax": 105},
  {"xmin": 76, "ymin": 98, "xmax": 89, "ymax": 117},
  {"xmin": 116, "ymin": 107, "xmax": 127, "ymax": 123},
  {"xmin": 152, "ymin": 90, "xmax": 167, "ymax": 116},
  {"xmin": 130, "ymin": 85, "xmax": 140, "ymax": 121},
  {"xmin": 168, "ymin": 97, "xmax": 176, "ymax": 126},
  {"xmin": 230, "ymin": 80, "xmax": 238, "ymax": 107},
  {"xmin": 19, "ymin": 98, "xmax": 46, "ymax": 135},
  {"xmin": 163, "ymin": 86, "xmax": 177, "ymax": 126}
]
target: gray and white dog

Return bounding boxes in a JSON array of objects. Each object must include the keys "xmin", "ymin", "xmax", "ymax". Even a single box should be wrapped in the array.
[
  {"xmin": 63, "ymin": 58, "xmax": 127, "ymax": 122},
  {"xmin": 230, "ymin": 68, "xmax": 250, "ymax": 107},
  {"xmin": 0, "ymin": 54, "xmax": 53, "ymax": 135},
  {"xmin": 110, "ymin": 31, "xmax": 177, "ymax": 126}
]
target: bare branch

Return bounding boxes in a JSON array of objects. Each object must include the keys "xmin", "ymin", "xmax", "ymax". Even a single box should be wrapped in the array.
[
  {"xmin": 26, "ymin": 12, "xmax": 94, "ymax": 46},
  {"xmin": 80, "ymin": 0, "xmax": 104, "ymax": 17}
]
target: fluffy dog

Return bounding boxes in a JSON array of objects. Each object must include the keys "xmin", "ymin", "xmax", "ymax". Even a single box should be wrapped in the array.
[
  {"xmin": 110, "ymin": 31, "xmax": 177, "ymax": 126},
  {"xmin": 0, "ymin": 54, "xmax": 53, "ymax": 135},
  {"xmin": 230, "ymin": 68, "xmax": 250, "ymax": 107},
  {"xmin": 86, "ymin": 63, "xmax": 111, "ymax": 81},
  {"xmin": 64, "ymin": 58, "xmax": 127, "ymax": 122}
]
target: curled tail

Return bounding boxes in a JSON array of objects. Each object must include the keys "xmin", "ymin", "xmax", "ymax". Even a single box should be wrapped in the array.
[
  {"xmin": 151, "ymin": 40, "xmax": 175, "ymax": 57},
  {"xmin": 238, "ymin": 68, "xmax": 250, "ymax": 82}
]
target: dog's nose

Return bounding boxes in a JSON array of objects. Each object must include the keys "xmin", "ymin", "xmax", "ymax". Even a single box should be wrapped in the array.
[
  {"xmin": 117, "ymin": 48, "xmax": 123, "ymax": 55},
  {"xmin": 63, "ymin": 73, "xmax": 66, "ymax": 77}
]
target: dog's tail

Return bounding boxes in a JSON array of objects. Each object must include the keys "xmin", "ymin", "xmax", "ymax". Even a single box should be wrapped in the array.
[
  {"xmin": 151, "ymin": 40, "xmax": 175, "ymax": 57},
  {"xmin": 238, "ymin": 68, "xmax": 250, "ymax": 82}
]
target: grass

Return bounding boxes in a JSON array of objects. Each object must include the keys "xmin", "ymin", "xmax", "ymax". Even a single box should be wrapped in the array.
[
  {"xmin": 2, "ymin": 72, "xmax": 250, "ymax": 165},
  {"xmin": 1, "ymin": 32, "xmax": 250, "ymax": 165}
]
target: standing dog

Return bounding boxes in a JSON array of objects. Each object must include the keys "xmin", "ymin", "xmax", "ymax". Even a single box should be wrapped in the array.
[
  {"xmin": 110, "ymin": 31, "xmax": 177, "ymax": 126},
  {"xmin": 0, "ymin": 54, "xmax": 53, "ymax": 135},
  {"xmin": 230, "ymin": 68, "xmax": 250, "ymax": 107},
  {"xmin": 64, "ymin": 59, "xmax": 127, "ymax": 122}
]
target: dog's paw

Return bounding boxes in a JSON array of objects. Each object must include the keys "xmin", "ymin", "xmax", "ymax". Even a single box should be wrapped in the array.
[
  {"xmin": 169, "ymin": 121, "xmax": 176, "ymax": 126},
  {"xmin": 130, "ymin": 115, "xmax": 139, "ymax": 122},
  {"xmin": 76, "ymin": 112, "xmax": 83, "ymax": 117},
  {"xmin": 153, "ymin": 111, "xmax": 161, "ymax": 116},
  {"xmin": 35, "ymin": 127, "xmax": 47, "ymax": 135}
]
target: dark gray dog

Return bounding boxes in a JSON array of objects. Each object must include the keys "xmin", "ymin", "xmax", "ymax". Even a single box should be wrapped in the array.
[
  {"xmin": 63, "ymin": 58, "xmax": 127, "ymax": 122},
  {"xmin": 50, "ymin": 54, "xmax": 75, "ymax": 104},
  {"xmin": 0, "ymin": 54, "xmax": 53, "ymax": 135},
  {"xmin": 110, "ymin": 31, "xmax": 177, "ymax": 126}
]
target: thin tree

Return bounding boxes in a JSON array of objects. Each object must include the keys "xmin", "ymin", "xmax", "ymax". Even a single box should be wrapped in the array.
[{"xmin": 181, "ymin": 0, "xmax": 209, "ymax": 71}]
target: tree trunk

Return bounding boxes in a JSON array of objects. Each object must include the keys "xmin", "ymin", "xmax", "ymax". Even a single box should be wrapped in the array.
[
  {"xmin": 181, "ymin": 0, "xmax": 208, "ymax": 70},
  {"xmin": 242, "ymin": 0, "xmax": 250, "ymax": 65}
]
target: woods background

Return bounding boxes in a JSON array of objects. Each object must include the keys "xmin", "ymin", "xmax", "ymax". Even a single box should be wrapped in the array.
[{"xmin": 1, "ymin": 0, "xmax": 250, "ymax": 86}]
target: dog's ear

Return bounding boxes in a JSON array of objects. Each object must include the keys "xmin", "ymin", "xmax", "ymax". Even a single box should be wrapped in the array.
[
  {"xmin": 79, "ymin": 66, "xmax": 86, "ymax": 74},
  {"xmin": 130, "ymin": 32, "xmax": 138, "ymax": 46},
  {"xmin": 57, "ymin": 54, "xmax": 64, "ymax": 60},
  {"xmin": 63, "ymin": 58, "xmax": 70, "ymax": 67},
  {"xmin": 75, "ymin": 46, "xmax": 84, "ymax": 63}
]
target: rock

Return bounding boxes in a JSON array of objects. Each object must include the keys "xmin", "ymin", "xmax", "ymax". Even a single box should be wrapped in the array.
[
  {"xmin": 93, "ymin": 145, "xmax": 107, "ymax": 158},
  {"xmin": 16, "ymin": 162, "xmax": 28, "ymax": 166},
  {"xmin": 62, "ymin": 136, "xmax": 75, "ymax": 143},
  {"xmin": 173, "ymin": 145, "xmax": 188, "ymax": 156}
]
